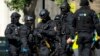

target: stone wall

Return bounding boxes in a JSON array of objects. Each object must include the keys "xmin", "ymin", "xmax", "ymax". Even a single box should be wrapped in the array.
[
  {"xmin": 90, "ymin": 0, "xmax": 100, "ymax": 13},
  {"xmin": 35, "ymin": 0, "xmax": 100, "ymax": 19},
  {"xmin": 72, "ymin": 0, "xmax": 100, "ymax": 13},
  {"xmin": 35, "ymin": 0, "xmax": 60, "ymax": 19}
]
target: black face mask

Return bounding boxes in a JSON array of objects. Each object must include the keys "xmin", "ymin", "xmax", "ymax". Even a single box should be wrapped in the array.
[
  {"xmin": 25, "ymin": 20, "xmax": 33, "ymax": 27},
  {"xmin": 11, "ymin": 17, "xmax": 19, "ymax": 24},
  {"xmin": 41, "ymin": 16, "xmax": 49, "ymax": 23},
  {"xmin": 61, "ymin": 7, "xmax": 69, "ymax": 14}
]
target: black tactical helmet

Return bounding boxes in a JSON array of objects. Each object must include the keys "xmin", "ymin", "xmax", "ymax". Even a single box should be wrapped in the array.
[
  {"xmin": 25, "ymin": 15, "xmax": 34, "ymax": 21},
  {"xmin": 11, "ymin": 12, "xmax": 21, "ymax": 24},
  {"xmin": 80, "ymin": 0, "xmax": 93, "ymax": 6},
  {"xmin": 60, "ymin": 2, "xmax": 70, "ymax": 13},
  {"xmin": 11, "ymin": 12, "xmax": 21, "ymax": 19},
  {"xmin": 54, "ymin": 15, "xmax": 61, "ymax": 20},
  {"xmin": 90, "ymin": 0, "xmax": 93, "ymax": 2},
  {"xmin": 39, "ymin": 9, "xmax": 49, "ymax": 18},
  {"xmin": 24, "ymin": 15, "xmax": 34, "ymax": 26}
]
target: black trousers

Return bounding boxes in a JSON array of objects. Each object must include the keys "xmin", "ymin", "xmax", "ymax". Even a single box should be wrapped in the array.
[
  {"xmin": 38, "ymin": 46, "xmax": 50, "ymax": 56},
  {"xmin": 77, "ymin": 32, "xmax": 93, "ymax": 56},
  {"xmin": 8, "ymin": 44, "xmax": 20, "ymax": 56}
]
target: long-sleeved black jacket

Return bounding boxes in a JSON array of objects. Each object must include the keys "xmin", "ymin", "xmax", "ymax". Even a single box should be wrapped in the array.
[{"xmin": 73, "ymin": 6, "xmax": 100, "ymax": 36}]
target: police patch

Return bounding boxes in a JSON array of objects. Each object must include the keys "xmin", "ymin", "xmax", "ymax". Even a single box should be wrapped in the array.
[{"xmin": 79, "ymin": 13, "xmax": 87, "ymax": 16}]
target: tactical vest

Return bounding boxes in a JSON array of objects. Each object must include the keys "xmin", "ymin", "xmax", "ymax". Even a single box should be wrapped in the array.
[{"xmin": 75, "ymin": 8, "xmax": 95, "ymax": 32}]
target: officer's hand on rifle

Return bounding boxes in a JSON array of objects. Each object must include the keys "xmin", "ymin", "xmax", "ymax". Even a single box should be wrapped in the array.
[{"xmin": 33, "ymin": 30, "xmax": 42, "ymax": 38}]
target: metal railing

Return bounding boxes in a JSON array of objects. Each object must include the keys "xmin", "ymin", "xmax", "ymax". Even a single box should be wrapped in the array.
[{"xmin": 0, "ymin": 37, "xmax": 8, "ymax": 56}]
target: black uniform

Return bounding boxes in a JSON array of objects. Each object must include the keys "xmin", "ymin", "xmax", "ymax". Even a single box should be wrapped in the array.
[
  {"xmin": 60, "ymin": 1, "xmax": 75, "ymax": 38},
  {"xmin": 73, "ymin": 0, "xmax": 100, "ymax": 56},
  {"xmin": 54, "ymin": 15, "xmax": 74, "ymax": 56},
  {"xmin": 53, "ymin": 15, "xmax": 66, "ymax": 56},
  {"xmin": 5, "ymin": 12, "xmax": 22, "ymax": 56},
  {"xmin": 55, "ymin": 2, "xmax": 74, "ymax": 56},
  {"xmin": 33, "ymin": 9, "xmax": 56, "ymax": 56},
  {"xmin": 54, "ymin": 15, "xmax": 62, "ymax": 43},
  {"xmin": 19, "ymin": 15, "xmax": 36, "ymax": 56}
]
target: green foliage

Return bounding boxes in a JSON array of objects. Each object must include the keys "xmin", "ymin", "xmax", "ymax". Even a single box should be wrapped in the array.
[
  {"xmin": 5, "ymin": 0, "xmax": 31, "ymax": 11},
  {"xmin": 54, "ymin": 0, "xmax": 68, "ymax": 6},
  {"xmin": 98, "ymin": 13, "xmax": 100, "ymax": 18},
  {"xmin": 55, "ymin": 0, "xmax": 64, "ymax": 6}
]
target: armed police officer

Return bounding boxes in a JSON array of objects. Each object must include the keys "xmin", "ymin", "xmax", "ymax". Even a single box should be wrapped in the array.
[
  {"xmin": 19, "ymin": 15, "xmax": 36, "ymax": 56},
  {"xmin": 33, "ymin": 9, "xmax": 56, "ymax": 56},
  {"xmin": 53, "ymin": 15, "xmax": 66, "ymax": 56},
  {"xmin": 71, "ymin": 0, "xmax": 100, "ymax": 56},
  {"xmin": 54, "ymin": 1, "xmax": 74, "ymax": 56},
  {"xmin": 5, "ymin": 12, "xmax": 22, "ymax": 56}
]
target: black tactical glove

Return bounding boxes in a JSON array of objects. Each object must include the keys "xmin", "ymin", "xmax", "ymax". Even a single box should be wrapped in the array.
[{"xmin": 33, "ymin": 30, "xmax": 43, "ymax": 38}]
